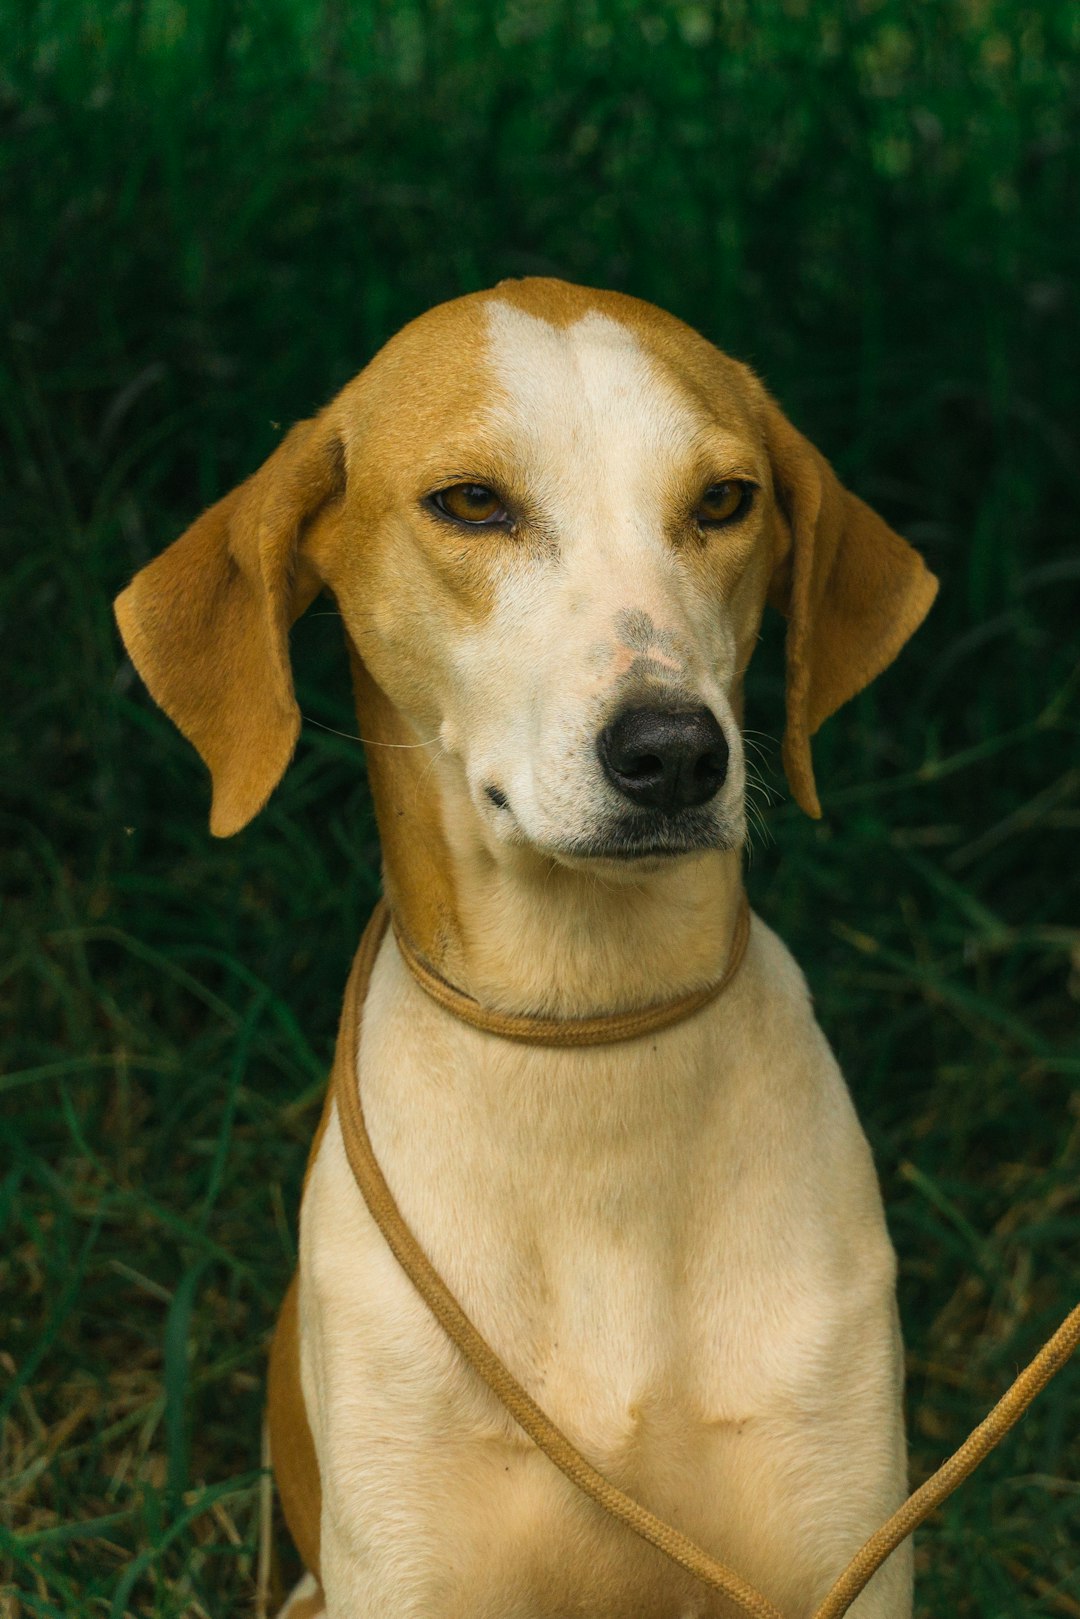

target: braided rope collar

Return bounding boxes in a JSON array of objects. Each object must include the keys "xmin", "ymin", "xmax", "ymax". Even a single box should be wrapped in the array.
[
  {"xmin": 390, "ymin": 892, "xmax": 752, "ymax": 1046},
  {"xmin": 331, "ymin": 901, "xmax": 1080, "ymax": 1619}
]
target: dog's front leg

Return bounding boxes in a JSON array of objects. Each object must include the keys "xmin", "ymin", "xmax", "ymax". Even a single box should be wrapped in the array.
[{"xmin": 299, "ymin": 1117, "xmax": 543, "ymax": 1619}]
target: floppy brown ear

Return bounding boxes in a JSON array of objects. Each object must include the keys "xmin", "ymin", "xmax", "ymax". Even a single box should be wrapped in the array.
[
  {"xmin": 763, "ymin": 399, "xmax": 938, "ymax": 818},
  {"xmin": 114, "ymin": 416, "xmax": 344, "ymax": 836}
]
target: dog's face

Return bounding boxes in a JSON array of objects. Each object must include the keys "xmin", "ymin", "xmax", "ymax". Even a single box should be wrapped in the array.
[
  {"xmin": 334, "ymin": 289, "xmax": 779, "ymax": 866},
  {"xmin": 114, "ymin": 278, "xmax": 937, "ymax": 862}
]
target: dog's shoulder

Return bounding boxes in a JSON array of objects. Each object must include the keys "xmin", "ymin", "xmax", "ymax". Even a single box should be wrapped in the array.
[
  {"xmin": 733, "ymin": 911, "xmax": 875, "ymax": 1143},
  {"xmin": 737, "ymin": 909, "xmax": 825, "ymax": 1050}
]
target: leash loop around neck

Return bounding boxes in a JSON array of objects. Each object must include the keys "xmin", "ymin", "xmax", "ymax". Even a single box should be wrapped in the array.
[
  {"xmin": 390, "ymin": 893, "xmax": 752, "ymax": 1046},
  {"xmin": 333, "ymin": 901, "xmax": 1079, "ymax": 1619}
]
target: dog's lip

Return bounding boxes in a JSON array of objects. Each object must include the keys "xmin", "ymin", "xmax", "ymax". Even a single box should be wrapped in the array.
[
  {"xmin": 540, "ymin": 825, "xmax": 734, "ymax": 867},
  {"xmin": 479, "ymin": 780, "xmax": 737, "ymax": 864},
  {"xmin": 555, "ymin": 841, "xmax": 705, "ymax": 863}
]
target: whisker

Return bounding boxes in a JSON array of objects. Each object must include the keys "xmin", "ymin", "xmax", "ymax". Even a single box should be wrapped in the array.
[
  {"xmin": 743, "ymin": 764, "xmax": 776, "ymax": 854},
  {"xmin": 301, "ymin": 713, "xmax": 440, "ymax": 748},
  {"xmin": 744, "ymin": 769, "xmax": 779, "ymax": 810},
  {"xmin": 748, "ymin": 800, "xmax": 771, "ymax": 842},
  {"xmin": 742, "ymin": 739, "xmax": 772, "ymax": 770},
  {"xmin": 747, "ymin": 794, "xmax": 776, "ymax": 823},
  {"xmin": 412, "ymin": 743, "xmax": 450, "ymax": 805}
]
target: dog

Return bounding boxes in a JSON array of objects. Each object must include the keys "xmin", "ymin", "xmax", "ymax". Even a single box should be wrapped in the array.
[{"xmin": 115, "ymin": 278, "xmax": 937, "ymax": 1618}]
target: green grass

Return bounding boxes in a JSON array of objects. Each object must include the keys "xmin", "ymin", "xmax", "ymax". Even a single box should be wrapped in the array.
[{"xmin": 2, "ymin": 1, "xmax": 1078, "ymax": 1614}]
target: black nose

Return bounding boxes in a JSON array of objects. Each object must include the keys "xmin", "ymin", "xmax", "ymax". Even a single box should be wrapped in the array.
[{"xmin": 597, "ymin": 706, "xmax": 729, "ymax": 812}]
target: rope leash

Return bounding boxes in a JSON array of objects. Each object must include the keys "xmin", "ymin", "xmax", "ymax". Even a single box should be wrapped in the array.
[
  {"xmin": 808, "ymin": 1301, "xmax": 1080, "ymax": 1618},
  {"xmin": 336, "ymin": 901, "xmax": 1079, "ymax": 1619}
]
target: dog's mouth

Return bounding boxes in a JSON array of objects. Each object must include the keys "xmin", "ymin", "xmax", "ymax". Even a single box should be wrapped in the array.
[
  {"xmin": 546, "ymin": 807, "xmax": 736, "ymax": 865},
  {"xmin": 482, "ymin": 778, "xmax": 740, "ymax": 866}
]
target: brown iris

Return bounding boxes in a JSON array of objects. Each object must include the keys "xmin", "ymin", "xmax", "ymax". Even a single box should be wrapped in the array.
[
  {"xmin": 696, "ymin": 481, "xmax": 753, "ymax": 527},
  {"xmin": 430, "ymin": 483, "xmax": 508, "ymax": 526}
]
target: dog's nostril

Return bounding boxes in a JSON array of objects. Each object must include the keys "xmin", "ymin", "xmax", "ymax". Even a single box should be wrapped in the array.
[
  {"xmin": 695, "ymin": 749, "xmax": 727, "ymax": 788},
  {"xmin": 622, "ymin": 751, "xmax": 663, "ymax": 783},
  {"xmin": 598, "ymin": 707, "xmax": 728, "ymax": 813}
]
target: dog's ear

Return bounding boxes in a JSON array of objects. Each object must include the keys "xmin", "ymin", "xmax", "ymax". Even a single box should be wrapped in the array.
[
  {"xmin": 114, "ymin": 416, "xmax": 344, "ymax": 836},
  {"xmin": 762, "ymin": 397, "xmax": 938, "ymax": 818}
]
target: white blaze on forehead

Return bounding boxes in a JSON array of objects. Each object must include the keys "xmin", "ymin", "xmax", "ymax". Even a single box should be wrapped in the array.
[
  {"xmin": 481, "ymin": 301, "xmax": 709, "ymax": 536},
  {"xmin": 442, "ymin": 300, "xmax": 748, "ymax": 853}
]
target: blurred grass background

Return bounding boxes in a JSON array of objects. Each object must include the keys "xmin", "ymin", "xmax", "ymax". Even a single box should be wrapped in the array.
[{"xmin": 1, "ymin": 0, "xmax": 1078, "ymax": 1614}]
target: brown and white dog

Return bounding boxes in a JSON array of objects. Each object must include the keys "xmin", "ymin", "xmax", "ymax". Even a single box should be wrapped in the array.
[{"xmin": 115, "ymin": 279, "xmax": 936, "ymax": 1619}]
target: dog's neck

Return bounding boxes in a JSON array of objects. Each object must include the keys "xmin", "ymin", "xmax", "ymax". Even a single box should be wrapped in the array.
[{"xmin": 352, "ymin": 655, "xmax": 746, "ymax": 1019}]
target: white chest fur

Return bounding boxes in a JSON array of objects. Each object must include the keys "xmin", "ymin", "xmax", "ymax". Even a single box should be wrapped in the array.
[{"xmin": 299, "ymin": 918, "xmax": 911, "ymax": 1619}]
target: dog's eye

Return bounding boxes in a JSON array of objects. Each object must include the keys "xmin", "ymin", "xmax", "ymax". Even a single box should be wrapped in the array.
[
  {"xmin": 696, "ymin": 482, "xmax": 754, "ymax": 527},
  {"xmin": 430, "ymin": 484, "xmax": 509, "ymax": 526}
]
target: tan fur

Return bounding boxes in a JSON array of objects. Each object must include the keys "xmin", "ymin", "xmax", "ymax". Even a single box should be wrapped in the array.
[
  {"xmin": 114, "ymin": 279, "xmax": 936, "ymax": 1617},
  {"xmin": 276, "ymin": 1572, "xmax": 325, "ymax": 1619}
]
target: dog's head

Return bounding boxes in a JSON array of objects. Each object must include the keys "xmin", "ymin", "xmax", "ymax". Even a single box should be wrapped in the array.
[{"xmin": 116, "ymin": 279, "xmax": 936, "ymax": 864}]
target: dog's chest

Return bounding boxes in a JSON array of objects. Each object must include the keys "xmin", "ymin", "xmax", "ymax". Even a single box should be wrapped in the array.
[
  {"xmin": 346, "ymin": 955, "xmax": 806, "ymax": 1428},
  {"xmin": 301, "ymin": 939, "xmax": 899, "ymax": 1615}
]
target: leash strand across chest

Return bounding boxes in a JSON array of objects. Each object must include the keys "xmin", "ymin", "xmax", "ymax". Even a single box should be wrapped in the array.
[{"xmin": 332, "ymin": 899, "xmax": 1080, "ymax": 1619}]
